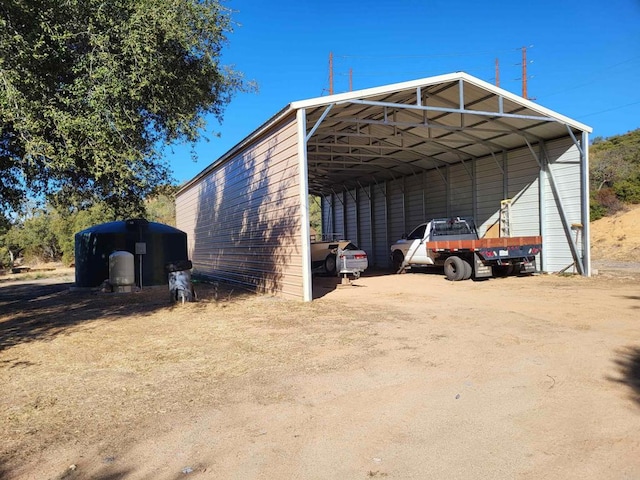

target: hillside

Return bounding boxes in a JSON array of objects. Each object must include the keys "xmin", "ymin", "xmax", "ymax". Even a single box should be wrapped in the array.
[{"xmin": 591, "ymin": 203, "xmax": 640, "ymax": 262}]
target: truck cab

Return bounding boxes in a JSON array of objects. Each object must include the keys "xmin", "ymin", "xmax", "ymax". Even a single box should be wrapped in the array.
[{"xmin": 391, "ymin": 217, "xmax": 477, "ymax": 270}]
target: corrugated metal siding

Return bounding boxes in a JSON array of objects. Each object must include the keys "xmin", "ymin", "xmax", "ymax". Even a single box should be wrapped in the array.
[
  {"xmin": 175, "ymin": 115, "xmax": 304, "ymax": 300},
  {"xmin": 345, "ymin": 189, "xmax": 357, "ymax": 243},
  {"xmin": 425, "ymin": 169, "xmax": 447, "ymax": 219},
  {"xmin": 542, "ymin": 138, "xmax": 583, "ymax": 272},
  {"xmin": 388, "ymin": 179, "xmax": 405, "ymax": 242},
  {"xmin": 321, "ymin": 193, "xmax": 334, "ymax": 238},
  {"xmin": 405, "ymin": 174, "xmax": 425, "ymax": 230},
  {"xmin": 475, "ymin": 155, "xmax": 505, "ymax": 237},
  {"xmin": 333, "ymin": 193, "xmax": 345, "ymax": 239},
  {"xmin": 507, "ymin": 147, "xmax": 540, "ymax": 237},
  {"xmin": 372, "ymin": 183, "xmax": 389, "ymax": 268},
  {"xmin": 357, "ymin": 185, "xmax": 373, "ymax": 255},
  {"xmin": 449, "ymin": 162, "xmax": 473, "ymax": 218}
]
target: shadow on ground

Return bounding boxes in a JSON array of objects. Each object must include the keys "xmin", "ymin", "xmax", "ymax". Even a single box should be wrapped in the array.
[
  {"xmin": 0, "ymin": 279, "xmax": 240, "ymax": 353},
  {"xmin": 609, "ymin": 346, "xmax": 640, "ymax": 407}
]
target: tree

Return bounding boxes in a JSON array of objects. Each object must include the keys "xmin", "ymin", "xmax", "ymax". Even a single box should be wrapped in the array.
[{"xmin": 0, "ymin": 0, "xmax": 252, "ymax": 216}]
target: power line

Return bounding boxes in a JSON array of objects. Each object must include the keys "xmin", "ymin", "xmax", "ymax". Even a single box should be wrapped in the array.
[{"xmin": 577, "ymin": 99, "xmax": 640, "ymax": 119}]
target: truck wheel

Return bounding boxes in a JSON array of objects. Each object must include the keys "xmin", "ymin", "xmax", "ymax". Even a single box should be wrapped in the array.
[
  {"xmin": 462, "ymin": 259, "xmax": 472, "ymax": 280},
  {"xmin": 324, "ymin": 254, "xmax": 336, "ymax": 275},
  {"xmin": 392, "ymin": 250, "xmax": 405, "ymax": 273},
  {"xmin": 444, "ymin": 256, "xmax": 466, "ymax": 281}
]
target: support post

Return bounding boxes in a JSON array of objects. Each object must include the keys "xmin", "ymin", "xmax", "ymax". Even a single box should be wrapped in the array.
[
  {"xmin": 296, "ymin": 108, "xmax": 312, "ymax": 302},
  {"xmin": 581, "ymin": 131, "xmax": 591, "ymax": 276}
]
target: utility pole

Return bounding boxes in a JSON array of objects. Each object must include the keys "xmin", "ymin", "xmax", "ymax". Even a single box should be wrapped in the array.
[
  {"xmin": 521, "ymin": 46, "xmax": 528, "ymax": 99},
  {"xmin": 349, "ymin": 67, "xmax": 353, "ymax": 91},
  {"xmin": 329, "ymin": 52, "xmax": 334, "ymax": 95},
  {"xmin": 495, "ymin": 58, "xmax": 500, "ymax": 87}
]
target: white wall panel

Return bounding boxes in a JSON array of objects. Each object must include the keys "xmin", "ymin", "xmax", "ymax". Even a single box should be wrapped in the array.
[
  {"xmin": 449, "ymin": 162, "xmax": 473, "ymax": 218},
  {"xmin": 345, "ymin": 188, "xmax": 357, "ymax": 243},
  {"xmin": 372, "ymin": 183, "xmax": 390, "ymax": 268},
  {"xmin": 507, "ymin": 147, "xmax": 540, "ymax": 237},
  {"xmin": 357, "ymin": 185, "xmax": 373, "ymax": 255},
  {"xmin": 405, "ymin": 174, "xmax": 425, "ymax": 230},
  {"xmin": 425, "ymin": 169, "xmax": 447, "ymax": 219},
  {"xmin": 542, "ymin": 138, "xmax": 583, "ymax": 272},
  {"xmin": 387, "ymin": 179, "xmax": 405, "ymax": 242},
  {"xmin": 475, "ymin": 155, "xmax": 505, "ymax": 237}
]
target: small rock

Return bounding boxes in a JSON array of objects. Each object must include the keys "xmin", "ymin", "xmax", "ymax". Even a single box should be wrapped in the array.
[
  {"xmin": 455, "ymin": 394, "xmax": 460, "ymax": 399},
  {"xmin": 182, "ymin": 466, "xmax": 194, "ymax": 474}
]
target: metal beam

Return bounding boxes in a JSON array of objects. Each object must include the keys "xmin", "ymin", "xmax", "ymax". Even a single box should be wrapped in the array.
[{"xmin": 340, "ymin": 98, "xmax": 561, "ymax": 124}]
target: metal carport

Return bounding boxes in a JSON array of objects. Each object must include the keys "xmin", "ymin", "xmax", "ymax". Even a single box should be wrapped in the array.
[{"xmin": 176, "ymin": 72, "xmax": 592, "ymax": 302}]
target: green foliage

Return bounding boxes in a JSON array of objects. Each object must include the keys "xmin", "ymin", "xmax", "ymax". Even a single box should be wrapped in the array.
[
  {"xmin": 0, "ymin": 0, "xmax": 252, "ymax": 216},
  {"xmin": 145, "ymin": 191, "xmax": 177, "ymax": 226},
  {"xmin": 309, "ymin": 195, "xmax": 322, "ymax": 238},
  {"xmin": 1, "ymin": 200, "xmax": 117, "ymax": 266},
  {"xmin": 613, "ymin": 179, "xmax": 640, "ymax": 204},
  {"xmin": 590, "ymin": 128, "xmax": 640, "ymax": 218}
]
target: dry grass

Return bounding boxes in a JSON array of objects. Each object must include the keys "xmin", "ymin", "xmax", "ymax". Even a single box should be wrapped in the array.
[{"xmin": 0, "ymin": 276, "xmax": 386, "ymax": 472}]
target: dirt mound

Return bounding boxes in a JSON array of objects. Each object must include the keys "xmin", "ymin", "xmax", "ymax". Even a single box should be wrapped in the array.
[{"xmin": 591, "ymin": 204, "xmax": 640, "ymax": 262}]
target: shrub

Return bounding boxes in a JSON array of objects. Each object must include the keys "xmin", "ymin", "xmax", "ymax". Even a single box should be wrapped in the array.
[
  {"xmin": 590, "ymin": 188, "xmax": 625, "ymax": 221},
  {"xmin": 613, "ymin": 180, "xmax": 640, "ymax": 204}
]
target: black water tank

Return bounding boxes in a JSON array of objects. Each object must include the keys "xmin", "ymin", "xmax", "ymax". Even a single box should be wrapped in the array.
[{"xmin": 74, "ymin": 219, "xmax": 188, "ymax": 288}]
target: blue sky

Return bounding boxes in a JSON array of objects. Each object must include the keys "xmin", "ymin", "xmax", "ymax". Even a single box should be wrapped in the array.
[{"xmin": 165, "ymin": 0, "xmax": 640, "ymax": 184}]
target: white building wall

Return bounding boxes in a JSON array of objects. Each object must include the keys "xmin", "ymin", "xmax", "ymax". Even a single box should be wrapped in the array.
[{"xmin": 542, "ymin": 137, "xmax": 583, "ymax": 272}]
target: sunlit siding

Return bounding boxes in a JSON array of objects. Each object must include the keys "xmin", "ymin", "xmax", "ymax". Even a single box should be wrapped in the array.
[
  {"xmin": 175, "ymin": 115, "xmax": 304, "ymax": 300},
  {"xmin": 507, "ymin": 147, "xmax": 540, "ymax": 237},
  {"xmin": 543, "ymin": 138, "xmax": 582, "ymax": 272}
]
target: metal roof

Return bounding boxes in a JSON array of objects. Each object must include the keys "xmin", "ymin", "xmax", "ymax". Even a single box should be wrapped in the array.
[{"xmin": 179, "ymin": 72, "xmax": 592, "ymax": 196}]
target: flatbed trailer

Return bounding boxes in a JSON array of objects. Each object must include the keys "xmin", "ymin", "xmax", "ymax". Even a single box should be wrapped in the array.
[
  {"xmin": 390, "ymin": 217, "xmax": 542, "ymax": 281},
  {"xmin": 427, "ymin": 236, "xmax": 542, "ymax": 280}
]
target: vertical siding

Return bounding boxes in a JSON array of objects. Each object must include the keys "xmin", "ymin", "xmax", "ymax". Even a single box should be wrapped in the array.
[
  {"xmin": 475, "ymin": 155, "xmax": 505, "ymax": 237},
  {"xmin": 372, "ymin": 183, "xmax": 390, "ymax": 268},
  {"xmin": 543, "ymin": 138, "xmax": 583, "ymax": 272},
  {"xmin": 175, "ymin": 115, "xmax": 304, "ymax": 300},
  {"xmin": 507, "ymin": 147, "xmax": 540, "ymax": 237},
  {"xmin": 335, "ymin": 194, "xmax": 345, "ymax": 239},
  {"xmin": 345, "ymin": 189, "xmax": 357, "ymax": 243},
  {"xmin": 357, "ymin": 185, "xmax": 373, "ymax": 256},
  {"xmin": 425, "ymin": 169, "xmax": 447, "ymax": 219},
  {"xmin": 321, "ymin": 194, "xmax": 333, "ymax": 240},
  {"xmin": 449, "ymin": 162, "xmax": 473, "ymax": 218},
  {"xmin": 405, "ymin": 174, "xmax": 425, "ymax": 229},
  {"xmin": 387, "ymin": 179, "xmax": 405, "ymax": 241}
]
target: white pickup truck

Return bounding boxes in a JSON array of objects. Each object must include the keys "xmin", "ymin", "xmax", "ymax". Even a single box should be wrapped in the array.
[{"xmin": 390, "ymin": 217, "xmax": 542, "ymax": 281}]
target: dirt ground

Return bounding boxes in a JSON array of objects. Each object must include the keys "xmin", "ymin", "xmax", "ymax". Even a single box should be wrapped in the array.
[{"xmin": 1, "ymin": 211, "xmax": 640, "ymax": 480}]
